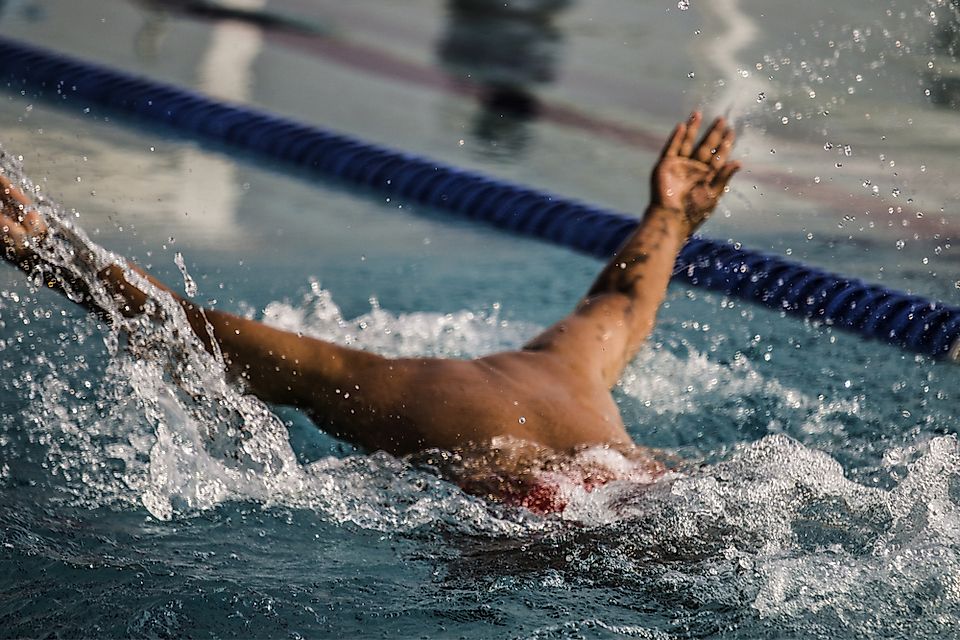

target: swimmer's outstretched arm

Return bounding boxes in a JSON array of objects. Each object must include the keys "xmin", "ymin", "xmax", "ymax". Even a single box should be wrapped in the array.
[
  {"xmin": 525, "ymin": 113, "xmax": 740, "ymax": 387},
  {"xmin": 0, "ymin": 173, "xmax": 394, "ymax": 417}
]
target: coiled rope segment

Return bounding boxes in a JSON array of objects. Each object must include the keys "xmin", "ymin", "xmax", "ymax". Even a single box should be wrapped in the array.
[{"xmin": 1, "ymin": 36, "xmax": 958, "ymax": 358}]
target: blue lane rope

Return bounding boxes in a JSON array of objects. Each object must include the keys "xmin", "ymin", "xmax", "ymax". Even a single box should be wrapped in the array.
[{"xmin": 1, "ymin": 36, "xmax": 958, "ymax": 359}]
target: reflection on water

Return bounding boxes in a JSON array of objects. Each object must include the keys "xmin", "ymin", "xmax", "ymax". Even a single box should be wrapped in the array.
[
  {"xmin": 0, "ymin": 0, "xmax": 43, "ymax": 22},
  {"xmin": 927, "ymin": 2, "xmax": 960, "ymax": 109},
  {"xmin": 437, "ymin": 0, "xmax": 573, "ymax": 157},
  {"xmin": 134, "ymin": 0, "xmax": 267, "ymax": 241}
]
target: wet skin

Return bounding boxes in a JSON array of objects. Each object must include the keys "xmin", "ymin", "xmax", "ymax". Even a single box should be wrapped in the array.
[{"xmin": 1, "ymin": 113, "xmax": 739, "ymax": 463}]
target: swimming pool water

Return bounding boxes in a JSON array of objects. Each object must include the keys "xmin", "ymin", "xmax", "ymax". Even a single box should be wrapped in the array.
[{"xmin": 3, "ymin": 0, "xmax": 960, "ymax": 637}]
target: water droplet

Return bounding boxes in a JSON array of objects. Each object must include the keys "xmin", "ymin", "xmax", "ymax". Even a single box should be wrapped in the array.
[
  {"xmin": 174, "ymin": 251, "xmax": 198, "ymax": 297},
  {"xmin": 518, "ymin": 416, "xmax": 526, "ymax": 424}
]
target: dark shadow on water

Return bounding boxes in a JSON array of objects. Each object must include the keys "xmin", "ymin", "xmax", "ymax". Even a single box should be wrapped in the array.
[
  {"xmin": 926, "ymin": 1, "xmax": 960, "ymax": 110},
  {"xmin": 437, "ymin": 0, "xmax": 574, "ymax": 159},
  {"xmin": 434, "ymin": 518, "xmax": 761, "ymax": 637},
  {"xmin": 0, "ymin": 0, "xmax": 45, "ymax": 22}
]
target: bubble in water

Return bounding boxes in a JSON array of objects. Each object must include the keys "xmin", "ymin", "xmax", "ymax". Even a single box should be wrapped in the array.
[{"xmin": 678, "ymin": 0, "xmax": 690, "ymax": 9}]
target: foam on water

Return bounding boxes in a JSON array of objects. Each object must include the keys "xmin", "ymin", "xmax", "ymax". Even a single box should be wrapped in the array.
[
  {"xmin": 619, "ymin": 341, "xmax": 868, "ymax": 447},
  {"xmin": 463, "ymin": 434, "xmax": 960, "ymax": 636},
  {"xmin": 256, "ymin": 278, "xmax": 538, "ymax": 359}
]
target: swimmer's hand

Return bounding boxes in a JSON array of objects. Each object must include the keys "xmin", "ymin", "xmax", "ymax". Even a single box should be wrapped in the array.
[
  {"xmin": 0, "ymin": 172, "xmax": 166, "ymax": 318},
  {"xmin": 650, "ymin": 112, "xmax": 740, "ymax": 235},
  {"xmin": 0, "ymin": 173, "xmax": 48, "ymax": 267}
]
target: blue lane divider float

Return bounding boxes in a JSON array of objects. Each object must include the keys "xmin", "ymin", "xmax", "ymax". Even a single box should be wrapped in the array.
[{"xmin": 1, "ymin": 36, "xmax": 958, "ymax": 359}]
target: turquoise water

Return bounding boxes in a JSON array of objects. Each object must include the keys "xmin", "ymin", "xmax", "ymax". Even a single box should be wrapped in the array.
[{"xmin": 3, "ymin": 0, "xmax": 960, "ymax": 637}]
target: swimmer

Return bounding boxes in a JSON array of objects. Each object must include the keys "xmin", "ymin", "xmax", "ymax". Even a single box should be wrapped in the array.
[{"xmin": 0, "ymin": 113, "xmax": 739, "ymax": 508}]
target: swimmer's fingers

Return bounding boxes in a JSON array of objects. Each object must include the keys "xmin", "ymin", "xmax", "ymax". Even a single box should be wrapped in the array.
[
  {"xmin": 0, "ymin": 173, "xmax": 32, "ymax": 213},
  {"xmin": 693, "ymin": 117, "xmax": 728, "ymax": 165},
  {"xmin": 678, "ymin": 111, "xmax": 702, "ymax": 157},
  {"xmin": 710, "ymin": 161, "xmax": 741, "ymax": 193},
  {"xmin": 0, "ymin": 175, "xmax": 49, "ymax": 265},
  {"xmin": 0, "ymin": 174, "xmax": 48, "ymax": 238},
  {"xmin": 659, "ymin": 121, "xmax": 687, "ymax": 159},
  {"xmin": 2, "ymin": 207, "xmax": 47, "ymax": 238},
  {"xmin": 1, "ymin": 208, "xmax": 47, "ymax": 262},
  {"xmin": 711, "ymin": 128, "xmax": 737, "ymax": 169},
  {"xmin": 22, "ymin": 209, "xmax": 47, "ymax": 238},
  {"xmin": 1, "ymin": 217, "xmax": 28, "ymax": 260}
]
